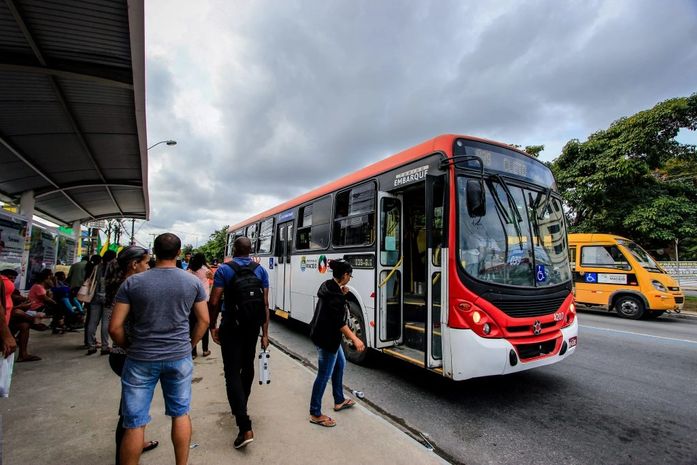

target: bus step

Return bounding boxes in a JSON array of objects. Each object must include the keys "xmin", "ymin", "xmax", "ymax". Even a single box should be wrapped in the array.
[
  {"xmin": 383, "ymin": 346, "xmax": 425, "ymax": 368},
  {"xmin": 274, "ymin": 309, "xmax": 289, "ymax": 319}
]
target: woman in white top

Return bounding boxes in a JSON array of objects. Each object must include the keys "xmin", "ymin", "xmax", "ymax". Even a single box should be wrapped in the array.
[{"xmin": 188, "ymin": 253, "xmax": 212, "ymax": 357}]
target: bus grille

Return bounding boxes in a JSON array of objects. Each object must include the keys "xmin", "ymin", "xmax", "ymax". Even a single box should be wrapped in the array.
[
  {"xmin": 491, "ymin": 295, "xmax": 567, "ymax": 318},
  {"xmin": 516, "ymin": 339, "xmax": 557, "ymax": 360}
]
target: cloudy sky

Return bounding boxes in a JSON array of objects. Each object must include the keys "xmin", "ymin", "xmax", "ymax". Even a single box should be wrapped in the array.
[{"xmin": 134, "ymin": 0, "xmax": 697, "ymax": 250}]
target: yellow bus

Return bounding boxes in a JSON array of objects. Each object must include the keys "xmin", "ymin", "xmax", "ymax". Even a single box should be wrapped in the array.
[{"xmin": 568, "ymin": 233, "xmax": 684, "ymax": 319}]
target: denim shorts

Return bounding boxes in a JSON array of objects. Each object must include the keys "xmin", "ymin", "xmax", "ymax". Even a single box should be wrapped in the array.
[{"xmin": 121, "ymin": 356, "xmax": 194, "ymax": 428}]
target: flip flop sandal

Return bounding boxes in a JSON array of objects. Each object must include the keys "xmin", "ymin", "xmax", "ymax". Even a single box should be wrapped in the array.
[
  {"xmin": 142, "ymin": 440, "xmax": 159, "ymax": 452},
  {"xmin": 17, "ymin": 355, "xmax": 42, "ymax": 362},
  {"xmin": 334, "ymin": 399, "xmax": 356, "ymax": 411},
  {"xmin": 309, "ymin": 416, "xmax": 336, "ymax": 427}
]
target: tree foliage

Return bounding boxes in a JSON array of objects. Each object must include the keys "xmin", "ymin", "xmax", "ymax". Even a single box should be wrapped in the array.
[
  {"xmin": 551, "ymin": 94, "xmax": 697, "ymax": 258},
  {"xmin": 195, "ymin": 225, "xmax": 229, "ymax": 262},
  {"xmin": 511, "ymin": 144, "xmax": 545, "ymax": 158}
]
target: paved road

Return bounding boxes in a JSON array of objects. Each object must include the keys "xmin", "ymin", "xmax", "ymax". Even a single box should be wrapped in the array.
[{"xmin": 269, "ymin": 311, "xmax": 697, "ymax": 465}]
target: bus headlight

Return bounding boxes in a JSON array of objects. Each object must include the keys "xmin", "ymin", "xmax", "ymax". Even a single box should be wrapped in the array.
[
  {"xmin": 455, "ymin": 302, "xmax": 501, "ymax": 337},
  {"xmin": 652, "ymin": 280, "xmax": 667, "ymax": 292},
  {"xmin": 563, "ymin": 301, "xmax": 576, "ymax": 328}
]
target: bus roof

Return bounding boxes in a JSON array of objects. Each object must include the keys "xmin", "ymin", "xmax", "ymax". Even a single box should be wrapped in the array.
[{"xmin": 228, "ymin": 134, "xmax": 528, "ymax": 232}]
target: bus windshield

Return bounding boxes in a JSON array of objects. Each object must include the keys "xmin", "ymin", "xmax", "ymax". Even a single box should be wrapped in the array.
[
  {"xmin": 457, "ymin": 176, "xmax": 571, "ymax": 287},
  {"xmin": 617, "ymin": 239, "xmax": 663, "ymax": 273}
]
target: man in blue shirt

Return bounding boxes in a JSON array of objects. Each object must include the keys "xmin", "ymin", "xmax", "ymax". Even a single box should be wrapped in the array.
[{"xmin": 209, "ymin": 236, "xmax": 269, "ymax": 450}]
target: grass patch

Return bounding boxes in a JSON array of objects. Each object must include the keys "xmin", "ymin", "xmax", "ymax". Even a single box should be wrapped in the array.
[{"xmin": 684, "ymin": 295, "xmax": 697, "ymax": 312}]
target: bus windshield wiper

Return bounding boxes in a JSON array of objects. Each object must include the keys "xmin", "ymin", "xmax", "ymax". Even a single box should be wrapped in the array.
[
  {"xmin": 487, "ymin": 179, "xmax": 512, "ymax": 224},
  {"xmin": 492, "ymin": 175, "xmax": 524, "ymax": 250},
  {"xmin": 536, "ymin": 187, "xmax": 552, "ymax": 220}
]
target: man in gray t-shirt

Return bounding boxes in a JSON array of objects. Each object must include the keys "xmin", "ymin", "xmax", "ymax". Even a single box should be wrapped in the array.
[{"xmin": 109, "ymin": 233, "xmax": 209, "ymax": 465}]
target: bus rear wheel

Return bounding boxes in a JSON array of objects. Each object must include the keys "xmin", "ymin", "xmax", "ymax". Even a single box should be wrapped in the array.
[
  {"xmin": 614, "ymin": 295, "xmax": 645, "ymax": 320},
  {"xmin": 342, "ymin": 301, "xmax": 369, "ymax": 365}
]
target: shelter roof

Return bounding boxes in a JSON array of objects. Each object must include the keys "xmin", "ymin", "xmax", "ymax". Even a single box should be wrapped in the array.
[{"xmin": 0, "ymin": 0, "xmax": 147, "ymax": 225}]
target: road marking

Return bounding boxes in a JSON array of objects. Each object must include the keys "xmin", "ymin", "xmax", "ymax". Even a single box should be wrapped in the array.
[{"xmin": 580, "ymin": 325, "xmax": 697, "ymax": 345}]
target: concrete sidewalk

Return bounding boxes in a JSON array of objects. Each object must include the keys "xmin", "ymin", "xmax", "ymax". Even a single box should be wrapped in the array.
[{"xmin": 0, "ymin": 329, "xmax": 448, "ymax": 465}]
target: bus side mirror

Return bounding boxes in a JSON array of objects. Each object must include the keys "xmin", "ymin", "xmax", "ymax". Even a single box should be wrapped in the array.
[{"xmin": 467, "ymin": 179, "xmax": 486, "ymax": 217}]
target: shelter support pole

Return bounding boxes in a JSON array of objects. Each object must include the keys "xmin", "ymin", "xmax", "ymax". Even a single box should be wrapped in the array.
[
  {"xmin": 19, "ymin": 190, "xmax": 34, "ymax": 290},
  {"xmin": 72, "ymin": 221, "xmax": 81, "ymax": 262}
]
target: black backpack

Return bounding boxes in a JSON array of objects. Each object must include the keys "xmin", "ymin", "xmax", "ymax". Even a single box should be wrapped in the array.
[{"xmin": 224, "ymin": 261, "xmax": 265, "ymax": 327}]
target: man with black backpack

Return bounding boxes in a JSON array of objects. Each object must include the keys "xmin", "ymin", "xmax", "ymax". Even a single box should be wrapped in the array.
[{"xmin": 209, "ymin": 236, "xmax": 270, "ymax": 450}]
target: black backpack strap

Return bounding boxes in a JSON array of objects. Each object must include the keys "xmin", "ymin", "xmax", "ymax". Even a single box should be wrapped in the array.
[
  {"xmin": 226, "ymin": 261, "xmax": 242, "ymax": 275},
  {"xmin": 226, "ymin": 261, "xmax": 259, "ymax": 276}
]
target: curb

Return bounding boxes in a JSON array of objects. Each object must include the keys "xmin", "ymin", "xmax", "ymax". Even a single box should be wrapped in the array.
[{"xmin": 268, "ymin": 336, "xmax": 456, "ymax": 465}]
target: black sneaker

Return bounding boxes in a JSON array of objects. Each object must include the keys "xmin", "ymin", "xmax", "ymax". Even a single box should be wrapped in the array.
[{"xmin": 234, "ymin": 430, "xmax": 254, "ymax": 449}]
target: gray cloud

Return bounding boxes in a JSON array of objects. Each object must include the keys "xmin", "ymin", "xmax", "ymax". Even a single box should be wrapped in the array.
[{"xmin": 137, "ymin": 0, "xmax": 697, "ymax": 247}]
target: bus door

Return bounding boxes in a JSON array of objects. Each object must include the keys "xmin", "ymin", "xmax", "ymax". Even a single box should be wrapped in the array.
[
  {"xmin": 425, "ymin": 175, "xmax": 445, "ymax": 368},
  {"xmin": 376, "ymin": 192, "xmax": 403, "ymax": 348},
  {"xmin": 273, "ymin": 221, "xmax": 293, "ymax": 317}
]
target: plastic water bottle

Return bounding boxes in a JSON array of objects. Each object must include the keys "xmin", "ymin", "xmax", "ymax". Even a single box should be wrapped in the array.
[{"xmin": 351, "ymin": 389, "xmax": 365, "ymax": 399}]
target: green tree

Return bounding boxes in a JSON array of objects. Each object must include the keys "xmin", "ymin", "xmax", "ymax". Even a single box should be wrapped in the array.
[
  {"xmin": 524, "ymin": 145, "xmax": 545, "ymax": 158},
  {"xmin": 551, "ymin": 94, "xmax": 697, "ymax": 258},
  {"xmin": 511, "ymin": 144, "xmax": 545, "ymax": 158},
  {"xmin": 195, "ymin": 225, "xmax": 229, "ymax": 262}
]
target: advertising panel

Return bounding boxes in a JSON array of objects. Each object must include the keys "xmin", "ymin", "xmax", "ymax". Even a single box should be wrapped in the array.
[
  {"xmin": 0, "ymin": 216, "xmax": 27, "ymax": 273},
  {"xmin": 26, "ymin": 227, "xmax": 56, "ymax": 287}
]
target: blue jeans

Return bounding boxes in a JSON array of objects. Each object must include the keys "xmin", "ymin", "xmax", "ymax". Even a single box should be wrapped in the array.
[
  {"xmin": 121, "ymin": 356, "xmax": 193, "ymax": 428},
  {"xmin": 309, "ymin": 345, "xmax": 346, "ymax": 417}
]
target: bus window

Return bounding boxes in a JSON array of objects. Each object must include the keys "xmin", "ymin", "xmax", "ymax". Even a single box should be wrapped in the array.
[
  {"xmin": 380, "ymin": 197, "xmax": 401, "ymax": 266},
  {"xmin": 296, "ymin": 196, "xmax": 331, "ymax": 250},
  {"xmin": 257, "ymin": 218, "xmax": 274, "ymax": 254},
  {"xmin": 246, "ymin": 223, "xmax": 259, "ymax": 252},
  {"xmin": 333, "ymin": 182, "xmax": 376, "ymax": 247},
  {"xmin": 581, "ymin": 245, "xmax": 630, "ymax": 270},
  {"xmin": 226, "ymin": 232, "xmax": 234, "ymax": 257},
  {"xmin": 431, "ymin": 179, "xmax": 445, "ymax": 267}
]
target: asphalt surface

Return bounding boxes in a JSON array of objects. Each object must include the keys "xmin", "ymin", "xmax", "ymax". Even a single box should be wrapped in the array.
[{"xmin": 269, "ymin": 310, "xmax": 697, "ymax": 465}]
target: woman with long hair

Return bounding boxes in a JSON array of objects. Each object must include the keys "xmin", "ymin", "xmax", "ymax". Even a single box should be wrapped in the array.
[
  {"xmin": 308, "ymin": 260, "xmax": 365, "ymax": 427},
  {"xmin": 106, "ymin": 246, "xmax": 158, "ymax": 464},
  {"xmin": 187, "ymin": 252, "xmax": 212, "ymax": 357}
]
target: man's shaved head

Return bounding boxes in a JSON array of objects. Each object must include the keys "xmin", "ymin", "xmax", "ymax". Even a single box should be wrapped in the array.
[
  {"xmin": 233, "ymin": 236, "xmax": 252, "ymax": 257},
  {"xmin": 154, "ymin": 233, "xmax": 182, "ymax": 260}
]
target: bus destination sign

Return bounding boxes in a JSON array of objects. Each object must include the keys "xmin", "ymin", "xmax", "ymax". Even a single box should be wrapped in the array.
[{"xmin": 454, "ymin": 139, "xmax": 556, "ymax": 188}]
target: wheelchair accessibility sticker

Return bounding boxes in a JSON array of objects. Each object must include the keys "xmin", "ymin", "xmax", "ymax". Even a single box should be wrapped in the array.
[
  {"xmin": 535, "ymin": 265, "xmax": 546, "ymax": 283},
  {"xmin": 584, "ymin": 272, "xmax": 598, "ymax": 283}
]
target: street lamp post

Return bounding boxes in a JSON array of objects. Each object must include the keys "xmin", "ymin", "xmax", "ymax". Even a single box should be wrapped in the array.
[
  {"xmin": 147, "ymin": 139, "xmax": 177, "ymax": 150},
  {"xmin": 135, "ymin": 140, "xmax": 177, "ymax": 247}
]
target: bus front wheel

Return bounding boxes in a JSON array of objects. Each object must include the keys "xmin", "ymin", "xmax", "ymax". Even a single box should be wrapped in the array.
[
  {"xmin": 614, "ymin": 295, "xmax": 645, "ymax": 319},
  {"xmin": 342, "ymin": 301, "xmax": 369, "ymax": 365}
]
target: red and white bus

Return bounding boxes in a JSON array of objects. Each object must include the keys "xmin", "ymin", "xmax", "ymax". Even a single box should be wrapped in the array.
[{"xmin": 225, "ymin": 135, "xmax": 577, "ymax": 380}]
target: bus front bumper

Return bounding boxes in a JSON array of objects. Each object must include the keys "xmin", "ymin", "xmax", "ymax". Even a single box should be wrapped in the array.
[{"xmin": 446, "ymin": 318, "xmax": 578, "ymax": 381}]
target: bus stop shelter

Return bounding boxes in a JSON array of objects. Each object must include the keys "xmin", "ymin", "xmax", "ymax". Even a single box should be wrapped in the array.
[{"xmin": 0, "ymin": 0, "xmax": 147, "ymax": 287}]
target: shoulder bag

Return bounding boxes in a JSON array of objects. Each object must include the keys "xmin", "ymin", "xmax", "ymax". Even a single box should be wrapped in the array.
[{"xmin": 77, "ymin": 268, "xmax": 98, "ymax": 303}]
